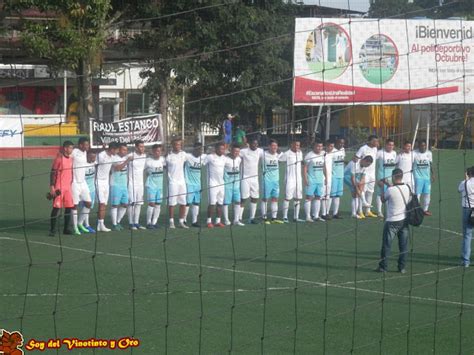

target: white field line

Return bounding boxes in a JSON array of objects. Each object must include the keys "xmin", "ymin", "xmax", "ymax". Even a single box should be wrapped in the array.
[{"xmin": 1, "ymin": 236, "xmax": 473, "ymax": 308}]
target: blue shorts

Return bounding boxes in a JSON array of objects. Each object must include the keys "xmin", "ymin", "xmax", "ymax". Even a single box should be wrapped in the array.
[
  {"xmin": 263, "ymin": 180, "xmax": 279, "ymax": 200},
  {"xmin": 305, "ymin": 182, "xmax": 324, "ymax": 197},
  {"xmin": 344, "ymin": 177, "xmax": 357, "ymax": 194},
  {"xmin": 110, "ymin": 185, "xmax": 129, "ymax": 206},
  {"xmin": 186, "ymin": 184, "xmax": 201, "ymax": 205},
  {"xmin": 415, "ymin": 178, "xmax": 431, "ymax": 195},
  {"xmin": 376, "ymin": 182, "xmax": 389, "ymax": 196},
  {"xmin": 330, "ymin": 177, "xmax": 344, "ymax": 197},
  {"xmin": 224, "ymin": 135, "xmax": 232, "ymax": 144},
  {"xmin": 224, "ymin": 183, "xmax": 241, "ymax": 205},
  {"xmin": 147, "ymin": 187, "xmax": 162, "ymax": 204}
]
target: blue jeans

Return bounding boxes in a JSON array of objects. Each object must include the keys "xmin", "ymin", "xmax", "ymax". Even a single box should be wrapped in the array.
[
  {"xmin": 379, "ymin": 220, "xmax": 409, "ymax": 271},
  {"xmin": 462, "ymin": 207, "xmax": 472, "ymax": 266}
]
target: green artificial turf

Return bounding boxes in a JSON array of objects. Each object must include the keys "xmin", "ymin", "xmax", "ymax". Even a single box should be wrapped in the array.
[{"xmin": 0, "ymin": 150, "xmax": 473, "ymax": 354}]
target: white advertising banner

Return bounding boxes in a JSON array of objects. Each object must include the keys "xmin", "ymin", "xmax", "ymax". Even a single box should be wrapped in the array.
[
  {"xmin": 0, "ymin": 118, "xmax": 23, "ymax": 147},
  {"xmin": 293, "ymin": 18, "xmax": 474, "ymax": 105}
]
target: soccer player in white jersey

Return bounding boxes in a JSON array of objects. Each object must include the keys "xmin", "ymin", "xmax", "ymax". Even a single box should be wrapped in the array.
[
  {"xmin": 303, "ymin": 140, "xmax": 326, "ymax": 222},
  {"xmin": 145, "ymin": 144, "xmax": 166, "ymax": 229},
  {"xmin": 223, "ymin": 145, "xmax": 244, "ymax": 226},
  {"xmin": 322, "ymin": 140, "xmax": 335, "ymax": 220},
  {"xmin": 414, "ymin": 139, "xmax": 434, "ymax": 216},
  {"xmin": 110, "ymin": 143, "xmax": 133, "ymax": 231},
  {"xmin": 344, "ymin": 156, "xmax": 374, "ymax": 219},
  {"xmin": 166, "ymin": 138, "xmax": 188, "ymax": 229},
  {"xmin": 396, "ymin": 141, "xmax": 415, "ymax": 191},
  {"xmin": 71, "ymin": 137, "xmax": 92, "ymax": 235},
  {"xmin": 240, "ymin": 139, "xmax": 263, "ymax": 224},
  {"xmin": 330, "ymin": 138, "xmax": 346, "ymax": 218},
  {"xmin": 184, "ymin": 143, "xmax": 207, "ymax": 227},
  {"xmin": 354, "ymin": 135, "xmax": 379, "ymax": 217},
  {"xmin": 281, "ymin": 140, "xmax": 304, "ymax": 223},
  {"xmin": 78, "ymin": 150, "xmax": 97, "ymax": 233},
  {"xmin": 375, "ymin": 139, "xmax": 397, "ymax": 218},
  {"xmin": 261, "ymin": 139, "xmax": 284, "ymax": 224},
  {"xmin": 206, "ymin": 142, "xmax": 227, "ymax": 228},
  {"xmin": 127, "ymin": 140, "xmax": 147, "ymax": 230},
  {"xmin": 96, "ymin": 142, "xmax": 118, "ymax": 232}
]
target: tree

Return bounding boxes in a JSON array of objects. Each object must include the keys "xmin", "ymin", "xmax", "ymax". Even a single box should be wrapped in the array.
[
  {"xmin": 369, "ymin": 0, "xmax": 473, "ymax": 18},
  {"xmin": 5, "ymin": 0, "xmax": 118, "ymax": 132}
]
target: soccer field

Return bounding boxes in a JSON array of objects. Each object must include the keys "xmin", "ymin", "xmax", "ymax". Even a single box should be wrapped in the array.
[{"xmin": 1, "ymin": 150, "xmax": 473, "ymax": 354}]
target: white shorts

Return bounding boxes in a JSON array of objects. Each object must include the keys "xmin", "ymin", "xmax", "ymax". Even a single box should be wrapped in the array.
[
  {"xmin": 241, "ymin": 177, "xmax": 259, "ymax": 200},
  {"xmin": 209, "ymin": 185, "xmax": 225, "ymax": 205},
  {"xmin": 168, "ymin": 182, "xmax": 187, "ymax": 206},
  {"xmin": 402, "ymin": 174, "xmax": 414, "ymax": 191},
  {"xmin": 285, "ymin": 180, "xmax": 303, "ymax": 200},
  {"xmin": 128, "ymin": 184, "xmax": 144, "ymax": 205},
  {"xmin": 364, "ymin": 173, "xmax": 376, "ymax": 193},
  {"xmin": 96, "ymin": 180, "xmax": 110, "ymax": 205},
  {"xmin": 72, "ymin": 181, "xmax": 91, "ymax": 205}
]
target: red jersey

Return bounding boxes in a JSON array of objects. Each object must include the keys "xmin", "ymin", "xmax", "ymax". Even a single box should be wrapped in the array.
[{"xmin": 51, "ymin": 153, "xmax": 73, "ymax": 190}]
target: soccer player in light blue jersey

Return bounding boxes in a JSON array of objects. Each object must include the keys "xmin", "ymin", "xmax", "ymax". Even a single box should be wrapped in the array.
[
  {"xmin": 261, "ymin": 139, "xmax": 284, "ymax": 224},
  {"xmin": 185, "ymin": 143, "xmax": 207, "ymax": 228},
  {"xmin": 110, "ymin": 143, "xmax": 133, "ymax": 231},
  {"xmin": 303, "ymin": 140, "xmax": 326, "ymax": 222},
  {"xmin": 78, "ymin": 150, "xmax": 97, "ymax": 233},
  {"xmin": 375, "ymin": 139, "xmax": 397, "ymax": 218},
  {"xmin": 330, "ymin": 138, "xmax": 345, "ymax": 218},
  {"xmin": 145, "ymin": 144, "xmax": 166, "ymax": 229},
  {"xmin": 223, "ymin": 145, "xmax": 244, "ymax": 226},
  {"xmin": 414, "ymin": 139, "xmax": 434, "ymax": 216}
]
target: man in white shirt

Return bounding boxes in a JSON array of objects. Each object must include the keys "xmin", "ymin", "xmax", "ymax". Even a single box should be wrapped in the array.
[
  {"xmin": 166, "ymin": 138, "xmax": 188, "ymax": 229},
  {"xmin": 396, "ymin": 141, "xmax": 415, "ymax": 191},
  {"xmin": 127, "ymin": 140, "xmax": 147, "ymax": 230},
  {"xmin": 353, "ymin": 135, "xmax": 379, "ymax": 218},
  {"xmin": 206, "ymin": 142, "xmax": 227, "ymax": 228},
  {"xmin": 240, "ymin": 139, "xmax": 263, "ymax": 224},
  {"xmin": 413, "ymin": 139, "xmax": 434, "ymax": 216},
  {"xmin": 223, "ymin": 145, "xmax": 244, "ymax": 226},
  {"xmin": 281, "ymin": 140, "xmax": 304, "ymax": 223},
  {"xmin": 377, "ymin": 168, "xmax": 411, "ymax": 273},
  {"xmin": 375, "ymin": 139, "xmax": 397, "ymax": 218},
  {"xmin": 322, "ymin": 140, "xmax": 335, "ymax": 220},
  {"xmin": 330, "ymin": 138, "xmax": 346, "ymax": 218},
  {"xmin": 71, "ymin": 137, "xmax": 92, "ymax": 235},
  {"xmin": 458, "ymin": 167, "xmax": 474, "ymax": 268},
  {"xmin": 96, "ymin": 142, "xmax": 119, "ymax": 232}
]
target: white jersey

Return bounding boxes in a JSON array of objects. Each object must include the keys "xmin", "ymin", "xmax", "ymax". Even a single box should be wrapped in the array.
[
  {"xmin": 127, "ymin": 152, "xmax": 146, "ymax": 186},
  {"xmin": 240, "ymin": 147, "xmax": 263, "ymax": 179},
  {"xmin": 396, "ymin": 152, "xmax": 414, "ymax": 176},
  {"xmin": 356, "ymin": 144, "xmax": 378, "ymax": 175},
  {"xmin": 166, "ymin": 151, "xmax": 187, "ymax": 184},
  {"xmin": 280, "ymin": 150, "xmax": 303, "ymax": 183},
  {"xmin": 71, "ymin": 148, "xmax": 88, "ymax": 184},
  {"xmin": 206, "ymin": 153, "xmax": 227, "ymax": 187},
  {"xmin": 96, "ymin": 150, "xmax": 115, "ymax": 181},
  {"xmin": 324, "ymin": 150, "xmax": 334, "ymax": 181}
]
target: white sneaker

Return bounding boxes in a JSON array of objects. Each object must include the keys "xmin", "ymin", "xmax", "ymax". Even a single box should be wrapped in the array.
[
  {"xmin": 377, "ymin": 213, "xmax": 384, "ymax": 218},
  {"xmin": 97, "ymin": 224, "xmax": 111, "ymax": 232},
  {"xmin": 169, "ymin": 221, "xmax": 176, "ymax": 229},
  {"xmin": 224, "ymin": 220, "xmax": 231, "ymax": 226},
  {"xmin": 179, "ymin": 221, "xmax": 189, "ymax": 229},
  {"xmin": 305, "ymin": 218, "xmax": 313, "ymax": 223},
  {"xmin": 233, "ymin": 221, "xmax": 245, "ymax": 226},
  {"xmin": 314, "ymin": 217, "xmax": 326, "ymax": 222}
]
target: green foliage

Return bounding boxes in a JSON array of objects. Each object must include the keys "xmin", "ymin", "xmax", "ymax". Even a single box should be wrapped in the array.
[{"xmin": 369, "ymin": 0, "xmax": 473, "ymax": 18}]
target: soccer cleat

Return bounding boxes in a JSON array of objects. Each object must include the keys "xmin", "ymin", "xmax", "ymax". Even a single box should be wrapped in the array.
[
  {"xmin": 375, "ymin": 266, "xmax": 387, "ymax": 273},
  {"xmin": 192, "ymin": 222, "xmax": 201, "ymax": 228},
  {"xmin": 263, "ymin": 219, "xmax": 271, "ymax": 225},
  {"xmin": 323, "ymin": 215, "xmax": 332, "ymax": 221},
  {"xmin": 398, "ymin": 268, "xmax": 407, "ymax": 274},
  {"xmin": 135, "ymin": 224, "xmax": 146, "ymax": 230},
  {"xmin": 313, "ymin": 217, "xmax": 326, "ymax": 222},
  {"xmin": 233, "ymin": 221, "xmax": 245, "ymax": 226},
  {"xmin": 179, "ymin": 221, "xmax": 189, "ymax": 229},
  {"xmin": 295, "ymin": 218, "xmax": 306, "ymax": 223},
  {"xmin": 224, "ymin": 220, "xmax": 231, "ymax": 226},
  {"xmin": 86, "ymin": 226, "xmax": 96, "ymax": 233},
  {"xmin": 215, "ymin": 222, "xmax": 226, "ymax": 228},
  {"xmin": 112, "ymin": 225, "xmax": 121, "ymax": 231},
  {"xmin": 169, "ymin": 221, "xmax": 176, "ymax": 229},
  {"xmin": 358, "ymin": 213, "xmax": 366, "ymax": 219},
  {"xmin": 272, "ymin": 218, "xmax": 285, "ymax": 224},
  {"xmin": 423, "ymin": 211, "xmax": 432, "ymax": 216},
  {"xmin": 117, "ymin": 224, "xmax": 124, "ymax": 231},
  {"xmin": 78, "ymin": 224, "xmax": 90, "ymax": 233},
  {"xmin": 282, "ymin": 218, "xmax": 290, "ymax": 224},
  {"xmin": 305, "ymin": 218, "xmax": 314, "ymax": 223},
  {"xmin": 377, "ymin": 213, "xmax": 384, "ymax": 218},
  {"xmin": 130, "ymin": 224, "xmax": 137, "ymax": 230},
  {"xmin": 332, "ymin": 214, "xmax": 343, "ymax": 219},
  {"xmin": 365, "ymin": 211, "xmax": 378, "ymax": 218},
  {"xmin": 250, "ymin": 219, "xmax": 260, "ymax": 225},
  {"xmin": 97, "ymin": 224, "xmax": 111, "ymax": 232},
  {"xmin": 207, "ymin": 223, "xmax": 214, "ymax": 229},
  {"xmin": 73, "ymin": 227, "xmax": 81, "ymax": 236},
  {"xmin": 146, "ymin": 224, "xmax": 155, "ymax": 230}
]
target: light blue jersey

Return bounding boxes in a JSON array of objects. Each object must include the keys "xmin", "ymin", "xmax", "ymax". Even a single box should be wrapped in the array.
[
  {"xmin": 304, "ymin": 151, "xmax": 325, "ymax": 184},
  {"xmin": 185, "ymin": 154, "xmax": 207, "ymax": 187},
  {"xmin": 413, "ymin": 150, "xmax": 432, "ymax": 180},
  {"xmin": 85, "ymin": 164, "xmax": 96, "ymax": 193},
  {"xmin": 262, "ymin": 151, "xmax": 282, "ymax": 184},
  {"xmin": 145, "ymin": 157, "xmax": 166, "ymax": 190},
  {"xmin": 376, "ymin": 150, "xmax": 397, "ymax": 181},
  {"xmin": 332, "ymin": 148, "xmax": 346, "ymax": 178},
  {"xmin": 111, "ymin": 156, "xmax": 128, "ymax": 187}
]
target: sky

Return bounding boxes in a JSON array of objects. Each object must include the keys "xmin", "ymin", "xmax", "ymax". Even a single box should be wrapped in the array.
[{"xmin": 300, "ymin": 0, "xmax": 370, "ymax": 13}]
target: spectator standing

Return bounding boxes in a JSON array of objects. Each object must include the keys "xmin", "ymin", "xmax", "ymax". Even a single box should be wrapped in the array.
[
  {"xmin": 377, "ymin": 168, "xmax": 411, "ymax": 273},
  {"xmin": 223, "ymin": 114, "xmax": 234, "ymax": 151},
  {"xmin": 234, "ymin": 125, "xmax": 247, "ymax": 145}
]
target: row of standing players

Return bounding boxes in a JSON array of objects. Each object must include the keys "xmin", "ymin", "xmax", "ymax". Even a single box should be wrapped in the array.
[{"xmin": 48, "ymin": 135, "xmax": 433, "ymax": 236}]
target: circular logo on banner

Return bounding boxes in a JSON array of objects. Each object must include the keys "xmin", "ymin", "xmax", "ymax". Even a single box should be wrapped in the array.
[
  {"xmin": 359, "ymin": 34, "xmax": 399, "ymax": 85},
  {"xmin": 305, "ymin": 23, "xmax": 352, "ymax": 80}
]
